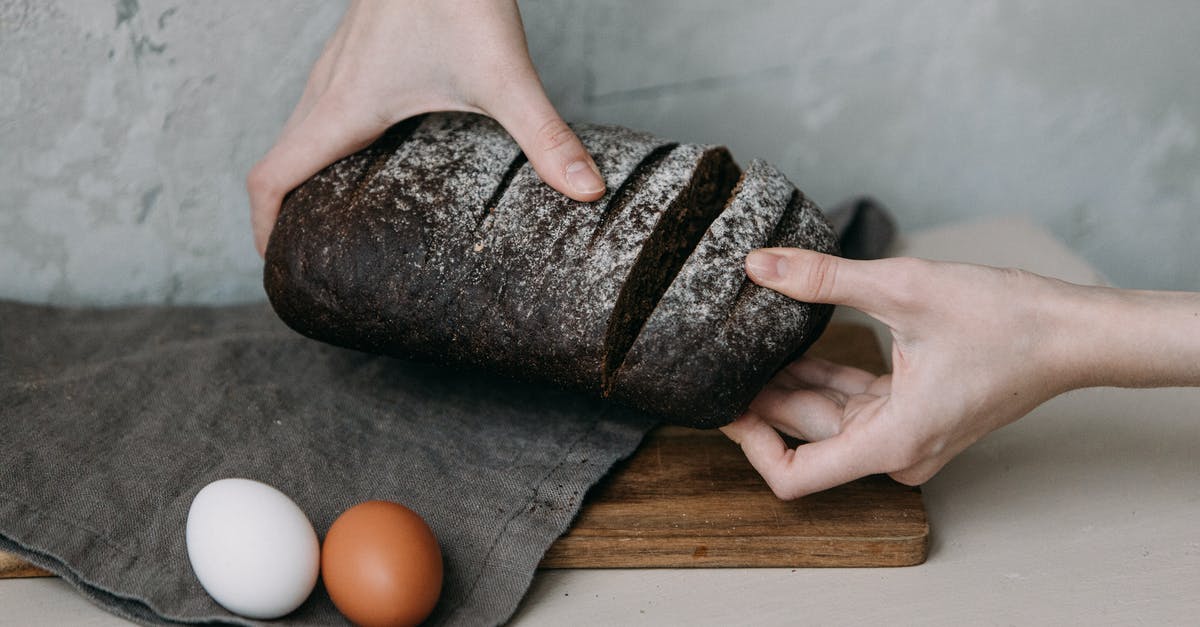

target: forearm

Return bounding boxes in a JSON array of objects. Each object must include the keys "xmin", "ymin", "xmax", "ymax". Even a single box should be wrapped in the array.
[{"xmin": 1050, "ymin": 280, "xmax": 1200, "ymax": 389}]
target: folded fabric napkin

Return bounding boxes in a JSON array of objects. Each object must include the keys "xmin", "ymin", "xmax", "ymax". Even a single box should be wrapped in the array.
[{"xmin": 0, "ymin": 199, "xmax": 891, "ymax": 626}]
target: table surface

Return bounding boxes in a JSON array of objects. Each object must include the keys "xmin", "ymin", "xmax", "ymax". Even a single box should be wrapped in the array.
[{"xmin": 4, "ymin": 216, "xmax": 1198, "ymax": 626}]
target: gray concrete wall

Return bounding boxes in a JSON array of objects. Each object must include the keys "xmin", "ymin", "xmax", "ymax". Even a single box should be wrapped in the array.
[{"xmin": 2, "ymin": 0, "xmax": 1197, "ymax": 305}]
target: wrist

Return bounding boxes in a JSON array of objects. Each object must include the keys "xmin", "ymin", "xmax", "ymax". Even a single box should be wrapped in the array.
[
  {"xmin": 1043, "ymin": 280, "xmax": 1200, "ymax": 390},
  {"xmin": 1019, "ymin": 276, "xmax": 1094, "ymax": 395}
]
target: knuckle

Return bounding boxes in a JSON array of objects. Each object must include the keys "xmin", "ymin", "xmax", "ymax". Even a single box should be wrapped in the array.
[
  {"xmin": 923, "ymin": 438, "xmax": 947, "ymax": 459},
  {"xmin": 801, "ymin": 253, "xmax": 840, "ymax": 302},
  {"xmin": 998, "ymin": 265, "xmax": 1039, "ymax": 289},
  {"xmin": 763, "ymin": 453, "xmax": 805, "ymax": 500},
  {"xmin": 767, "ymin": 479, "xmax": 802, "ymax": 501},
  {"xmin": 533, "ymin": 117, "xmax": 577, "ymax": 153}
]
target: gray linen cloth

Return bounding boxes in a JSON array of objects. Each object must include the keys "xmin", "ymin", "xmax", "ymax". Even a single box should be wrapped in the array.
[{"xmin": 0, "ymin": 198, "xmax": 892, "ymax": 626}]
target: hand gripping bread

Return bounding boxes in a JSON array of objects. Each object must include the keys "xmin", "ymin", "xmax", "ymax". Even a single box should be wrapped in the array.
[{"xmin": 264, "ymin": 113, "xmax": 837, "ymax": 428}]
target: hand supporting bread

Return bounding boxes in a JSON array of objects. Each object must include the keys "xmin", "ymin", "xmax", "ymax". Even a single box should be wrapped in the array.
[
  {"xmin": 722, "ymin": 250, "xmax": 1200, "ymax": 498},
  {"xmin": 247, "ymin": 0, "xmax": 604, "ymax": 256}
]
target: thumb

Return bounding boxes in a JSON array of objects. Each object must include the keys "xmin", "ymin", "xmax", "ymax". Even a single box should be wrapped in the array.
[
  {"xmin": 485, "ymin": 75, "xmax": 605, "ymax": 202},
  {"xmin": 745, "ymin": 248, "xmax": 900, "ymax": 315}
]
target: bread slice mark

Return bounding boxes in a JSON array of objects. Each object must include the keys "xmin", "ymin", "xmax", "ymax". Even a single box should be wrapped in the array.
[
  {"xmin": 747, "ymin": 191, "xmax": 837, "ymax": 364},
  {"xmin": 586, "ymin": 143, "xmax": 679, "ymax": 248},
  {"xmin": 717, "ymin": 188, "xmax": 803, "ymax": 328},
  {"xmin": 339, "ymin": 115, "xmax": 425, "ymax": 213},
  {"xmin": 475, "ymin": 152, "xmax": 529, "ymax": 234},
  {"xmin": 599, "ymin": 148, "xmax": 742, "ymax": 395}
]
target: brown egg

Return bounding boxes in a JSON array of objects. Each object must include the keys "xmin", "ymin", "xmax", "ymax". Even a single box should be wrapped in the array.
[{"xmin": 321, "ymin": 500, "xmax": 443, "ymax": 627}]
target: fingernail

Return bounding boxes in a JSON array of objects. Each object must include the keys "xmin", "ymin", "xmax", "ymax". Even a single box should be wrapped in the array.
[
  {"xmin": 746, "ymin": 250, "xmax": 787, "ymax": 282},
  {"xmin": 565, "ymin": 160, "xmax": 605, "ymax": 195}
]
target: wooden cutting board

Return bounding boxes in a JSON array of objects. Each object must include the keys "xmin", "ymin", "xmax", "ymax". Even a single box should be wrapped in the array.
[
  {"xmin": 0, "ymin": 323, "xmax": 925, "ymax": 578},
  {"xmin": 0, "ymin": 552, "xmax": 47, "ymax": 579}
]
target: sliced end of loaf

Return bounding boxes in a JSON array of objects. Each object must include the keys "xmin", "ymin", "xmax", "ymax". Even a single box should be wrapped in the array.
[
  {"xmin": 599, "ymin": 146, "xmax": 741, "ymax": 394},
  {"xmin": 609, "ymin": 159, "xmax": 839, "ymax": 428}
]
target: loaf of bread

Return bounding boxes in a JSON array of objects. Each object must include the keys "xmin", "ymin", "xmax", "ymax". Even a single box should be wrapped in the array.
[{"xmin": 264, "ymin": 113, "xmax": 837, "ymax": 428}]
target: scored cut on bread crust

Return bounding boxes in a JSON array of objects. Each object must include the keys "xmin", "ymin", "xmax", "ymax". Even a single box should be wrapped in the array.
[
  {"xmin": 439, "ymin": 122, "xmax": 674, "ymax": 391},
  {"xmin": 610, "ymin": 159, "xmax": 837, "ymax": 428},
  {"xmin": 595, "ymin": 144, "xmax": 741, "ymax": 394}
]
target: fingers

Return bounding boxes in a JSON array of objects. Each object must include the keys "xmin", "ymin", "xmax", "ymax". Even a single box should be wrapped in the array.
[
  {"xmin": 720, "ymin": 413, "xmax": 880, "ymax": 500},
  {"xmin": 744, "ymin": 249, "xmax": 924, "ymax": 317},
  {"xmin": 749, "ymin": 385, "xmax": 844, "ymax": 442},
  {"xmin": 485, "ymin": 74, "xmax": 605, "ymax": 203},
  {"xmin": 246, "ymin": 96, "xmax": 390, "ymax": 257},
  {"xmin": 750, "ymin": 357, "xmax": 881, "ymax": 442},
  {"xmin": 783, "ymin": 357, "xmax": 876, "ymax": 396}
]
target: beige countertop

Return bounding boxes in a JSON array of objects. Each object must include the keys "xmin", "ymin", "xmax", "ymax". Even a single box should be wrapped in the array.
[{"xmin": 4, "ymin": 216, "xmax": 1198, "ymax": 625}]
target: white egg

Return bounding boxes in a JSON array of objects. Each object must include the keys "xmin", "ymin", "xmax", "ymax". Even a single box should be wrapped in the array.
[{"xmin": 185, "ymin": 478, "xmax": 320, "ymax": 619}]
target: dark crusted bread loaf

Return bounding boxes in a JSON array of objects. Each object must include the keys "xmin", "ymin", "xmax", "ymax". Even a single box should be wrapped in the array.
[{"xmin": 264, "ymin": 113, "xmax": 837, "ymax": 428}]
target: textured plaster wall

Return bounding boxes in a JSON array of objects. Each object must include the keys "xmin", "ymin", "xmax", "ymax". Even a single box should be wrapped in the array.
[{"xmin": 1, "ymin": 0, "xmax": 1197, "ymax": 306}]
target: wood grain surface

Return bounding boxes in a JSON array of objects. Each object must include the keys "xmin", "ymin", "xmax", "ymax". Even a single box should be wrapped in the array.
[
  {"xmin": 539, "ymin": 322, "xmax": 928, "ymax": 568},
  {"xmin": 0, "ymin": 323, "xmax": 925, "ymax": 578},
  {"xmin": 0, "ymin": 551, "xmax": 49, "ymax": 579}
]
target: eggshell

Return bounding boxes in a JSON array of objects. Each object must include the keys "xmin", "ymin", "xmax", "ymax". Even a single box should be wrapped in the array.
[
  {"xmin": 185, "ymin": 478, "xmax": 320, "ymax": 619},
  {"xmin": 321, "ymin": 500, "xmax": 443, "ymax": 627}
]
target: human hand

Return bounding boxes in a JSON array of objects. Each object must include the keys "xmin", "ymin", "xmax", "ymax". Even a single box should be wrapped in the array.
[
  {"xmin": 246, "ymin": 0, "xmax": 605, "ymax": 256},
  {"xmin": 721, "ymin": 249, "xmax": 1089, "ymax": 498}
]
